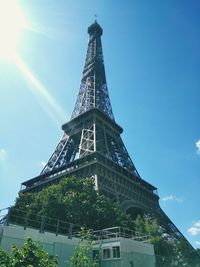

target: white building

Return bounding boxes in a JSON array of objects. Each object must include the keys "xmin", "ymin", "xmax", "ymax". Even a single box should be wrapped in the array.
[{"xmin": 0, "ymin": 222, "xmax": 155, "ymax": 267}]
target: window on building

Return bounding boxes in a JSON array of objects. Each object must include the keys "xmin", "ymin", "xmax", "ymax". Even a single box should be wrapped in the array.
[
  {"xmin": 103, "ymin": 248, "xmax": 110, "ymax": 259},
  {"xmin": 112, "ymin": 246, "xmax": 120, "ymax": 258}
]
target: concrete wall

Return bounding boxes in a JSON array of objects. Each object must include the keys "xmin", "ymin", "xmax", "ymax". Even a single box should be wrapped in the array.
[
  {"xmin": 94, "ymin": 237, "xmax": 155, "ymax": 267},
  {"xmin": 0, "ymin": 224, "xmax": 79, "ymax": 267},
  {"xmin": 0, "ymin": 224, "xmax": 155, "ymax": 267}
]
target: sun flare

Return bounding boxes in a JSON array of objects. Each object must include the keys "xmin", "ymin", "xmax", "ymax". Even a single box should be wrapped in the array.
[
  {"xmin": 14, "ymin": 55, "xmax": 67, "ymax": 124},
  {"xmin": 0, "ymin": 1, "xmax": 66, "ymax": 124},
  {"xmin": 0, "ymin": 0, "xmax": 27, "ymax": 60}
]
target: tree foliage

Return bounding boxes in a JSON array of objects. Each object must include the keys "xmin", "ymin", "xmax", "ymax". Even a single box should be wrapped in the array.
[
  {"xmin": 0, "ymin": 238, "xmax": 57, "ymax": 267},
  {"xmin": 132, "ymin": 215, "xmax": 174, "ymax": 266},
  {"xmin": 10, "ymin": 176, "xmax": 200, "ymax": 265},
  {"xmin": 0, "ymin": 248, "xmax": 10, "ymax": 267},
  {"xmin": 133, "ymin": 215, "xmax": 173, "ymax": 255},
  {"xmin": 68, "ymin": 228, "xmax": 99, "ymax": 267},
  {"xmin": 132, "ymin": 214, "xmax": 200, "ymax": 267},
  {"xmin": 12, "ymin": 177, "xmax": 128, "ymax": 230}
]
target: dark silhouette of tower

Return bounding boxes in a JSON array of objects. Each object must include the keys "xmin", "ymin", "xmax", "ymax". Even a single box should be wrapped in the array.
[
  {"xmin": 20, "ymin": 22, "xmax": 199, "ymax": 255},
  {"xmin": 21, "ymin": 21, "xmax": 159, "ymax": 216}
]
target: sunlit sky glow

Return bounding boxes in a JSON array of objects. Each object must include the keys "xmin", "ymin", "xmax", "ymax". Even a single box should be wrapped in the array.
[
  {"xmin": 15, "ymin": 55, "xmax": 66, "ymax": 125},
  {"xmin": 0, "ymin": 0, "xmax": 66, "ymax": 124},
  {"xmin": 0, "ymin": 0, "xmax": 28, "ymax": 59},
  {"xmin": 0, "ymin": 0, "xmax": 199, "ymax": 249}
]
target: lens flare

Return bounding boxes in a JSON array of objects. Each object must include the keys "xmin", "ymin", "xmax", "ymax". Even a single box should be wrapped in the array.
[
  {"xmin": 14, "ymin": 55, "xmax": 67, "ymax": 125},
  {"xmin": 0, "ymin": 0, "xmax": 28, "ymax": 60},
  {"xmin": 0, "ymin": 1, "xmax": 67, "ymax": 125}
]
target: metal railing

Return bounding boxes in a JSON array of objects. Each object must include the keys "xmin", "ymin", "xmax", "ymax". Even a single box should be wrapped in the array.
[
  {"xmin": 93, "ymin": 226, "xmax": 149, "ymax": 242},
  {"xmin": 0, "ymin": 207, "xmax": 83, "ymax": 238},
  {"xmin": 0, "ymin": 208, "xmax": 149, "ymax": 243},
  {"xmin": 1, "ymin": 208, "xmax": 200, "ymax": 267}
]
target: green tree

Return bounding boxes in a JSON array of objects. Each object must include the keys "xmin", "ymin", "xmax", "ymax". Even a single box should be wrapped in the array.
[
  {"xmin": 68, "ymin": 228, "xmax": 99, "ymax": 267},
  {"xmin": 12, "ymin": 177, "xmax": 128, "ymax": 230},
  {"xmin": 174, "ymin": 238, "xmax": 200, "ymax": 267},
  {"xmin": 0, "ymin": 238, "xmax": 57, "ymax": 267},
  {"xmin": 10, "ymin": 178, "xmax": 200, "ymax": 266},
  {"xmin": 0, "ymin": 248, "xmax": 11, "ymax": 267},
  {"xmin": 132, "ymin": 214, "xmax": 200, "ymax": 266},
  {"xmin": 132, "ymin": 215, "xmax": 175, "ymax": 267}
]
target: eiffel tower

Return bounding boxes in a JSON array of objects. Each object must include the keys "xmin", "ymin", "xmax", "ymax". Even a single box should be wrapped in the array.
[
  {"xmin": 19, "ymin": 21, "xmax": 199, "ymax": 255},
  {"xmin": 21, "ymin": 20, "xmax": 160, "ymax": 215}
]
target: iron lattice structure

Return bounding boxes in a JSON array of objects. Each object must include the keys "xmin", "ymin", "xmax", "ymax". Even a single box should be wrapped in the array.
[
  {"xmin": 71, "ymin": 22, "xmax": 114, "ymax": 121},
  {"xmin": 21, "ymin": 21, "xmax": 159, "ymax": 213},
  {"xmin": 20, "ymin": 21, "xmax": 198, "ymax": 256},
  {"xmin": 39, "ymin": 22, "xmax": 138, "ymax": 177}
]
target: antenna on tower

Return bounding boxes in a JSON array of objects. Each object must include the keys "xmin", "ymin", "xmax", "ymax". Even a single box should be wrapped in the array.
[{"xmin": 94, "ymin": 14, "xmax": 97, "ymax": 22}]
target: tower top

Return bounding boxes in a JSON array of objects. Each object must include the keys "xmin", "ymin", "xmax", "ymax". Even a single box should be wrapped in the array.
[
  {"xmin": 88, "ymin": 20, "xmax": 103, "ymax": 36},
  {"xmin": 71, "ymin": 21, "xmax": 114, "ymax": 120}
]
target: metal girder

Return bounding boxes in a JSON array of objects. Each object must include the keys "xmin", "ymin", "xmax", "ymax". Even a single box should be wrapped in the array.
[
  {"xmin": 38, "ymin": 21, "xmax": 141, "ymax": 183},
  {"xmin": 24, "ymin": 21, "xmax": 155, "ymax": 206},
  {"xmin": 78, "ymin": 124, "xmax": 95, "ymax": 157},
  {"xmin": 41, "ymin": 110, "xmax": 140, "ymax": 179},
  {"xmin": 41, "ymin": 133, "xmax": 69, "ymax": 174},
  {"xmin": 20, "ymin": 22, "xmax": 198, "ymax": 258},
  {"xmin": 71, "ymin": 21, "xmax": 114, "ymax": 121}
]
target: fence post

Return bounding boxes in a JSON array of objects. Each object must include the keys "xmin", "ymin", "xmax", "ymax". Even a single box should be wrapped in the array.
[
  {"xmin": 40, "ymin": 215, "xmax": 45, "ymax": 233},
  {"xmin": 68, "ymin": 223, "xmax": 72, "ymax": 239},
  {"xmin": 56, "ymin": 219, "xmax": 59, "ymax": 236},
  {"xmin": 5, "ymin": 207, "xmax": 11, "ymax": 226},
  {"xmin": 24, "ymin": 215, "xmax": 27, "ymax": 230}
]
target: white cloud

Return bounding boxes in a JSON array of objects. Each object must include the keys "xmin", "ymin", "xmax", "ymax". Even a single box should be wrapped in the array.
[
  {"xmin": 196, "ymin": 140, "xmax": 200, "ymax": 155},
  {"xmin": 41, "ymin": 161, "xmax": 46, "ymax": 167},
  {"xmin": 195, "ymin": 241, "xmax": 200, "ymax": 245},
  {"xmin": 188, "ymin": 227, "xmax": 200, "ymax": 236},
  {"xmin": 188, "ymin": 221, "xmax": 200, "ymax": 236},
  {"xmin": 162, "ymin": 194, "xmax": 183, "ymax": 203},
  {"xmin": 0, "ymin": 148, "xmax": 7, "ymax": 160},
  {"xmin": 194, "ymin": 221, "xmax": 200, "ymax": 228}
]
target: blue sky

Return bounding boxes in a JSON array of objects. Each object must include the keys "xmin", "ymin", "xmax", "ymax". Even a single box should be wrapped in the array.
[{"xmin": 0, "ymin": 0, "xmax": 199, "ymax": 248}]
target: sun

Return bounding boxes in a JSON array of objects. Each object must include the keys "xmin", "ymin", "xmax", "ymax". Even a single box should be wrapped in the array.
[{"xmin": 0, "ymin": 0, "xmax": 27, "ymax": 60}]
